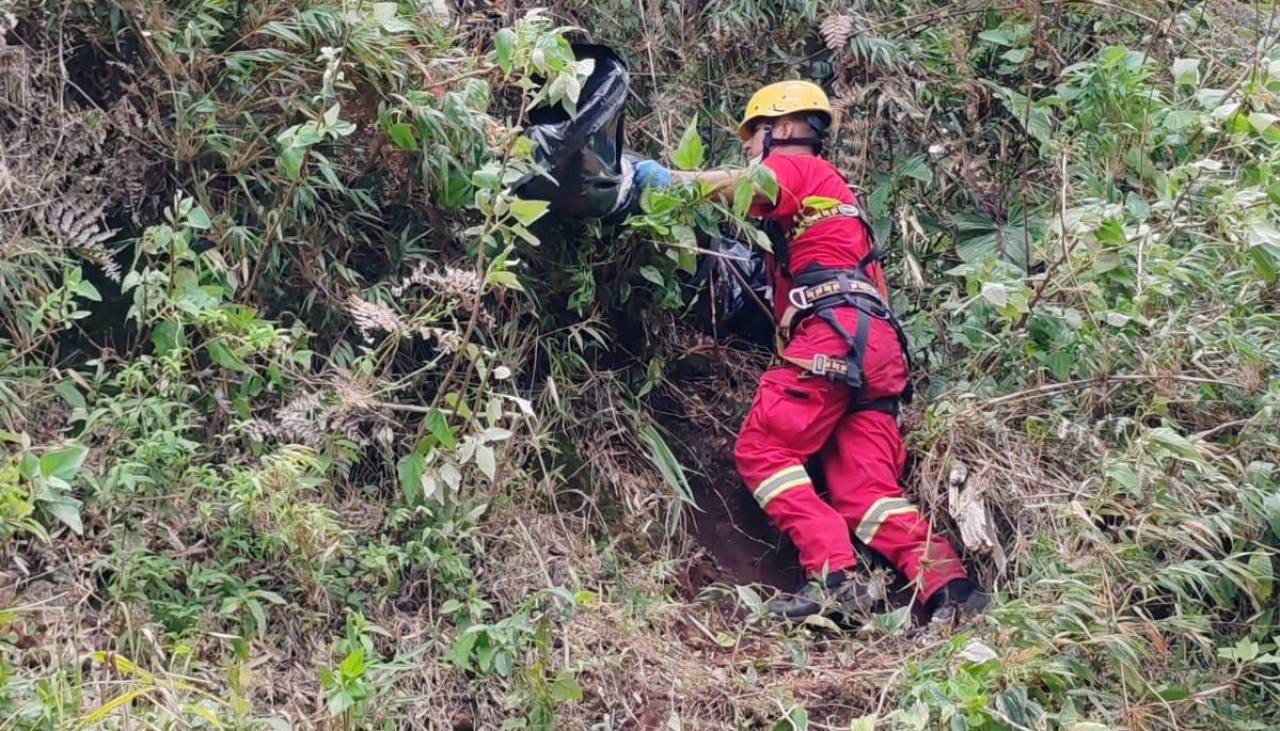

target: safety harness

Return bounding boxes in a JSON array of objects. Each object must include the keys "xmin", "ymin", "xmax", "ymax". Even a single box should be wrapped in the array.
[{"xmin": 770, "ymin": 198, "xmax": 914, "ymax": 416}]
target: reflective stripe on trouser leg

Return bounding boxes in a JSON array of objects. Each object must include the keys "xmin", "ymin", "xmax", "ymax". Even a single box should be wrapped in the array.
[
  {"xmin": 821, "ymin": 409, "xmax": 968, "ymax": 601},
  {"xmin": 752, "ymin": 465, "xmax": 810, "ymax": 508},
  {"xmin": 855, "ymin": 496, "xmax": 919, "ymax": 544}
]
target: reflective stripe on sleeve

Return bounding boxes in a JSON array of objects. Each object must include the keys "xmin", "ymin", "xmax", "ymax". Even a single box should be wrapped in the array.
[
  {"xmin": 855, "ymin": 497, "xmax": 919, "ymax": 544},
  {"xmin": 752, "ymin": 465, "xmax": 810, "ymax": 509}
]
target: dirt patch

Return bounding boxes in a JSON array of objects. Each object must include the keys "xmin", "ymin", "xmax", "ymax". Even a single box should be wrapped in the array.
[{"xmin": 655, "ymin": 335, "xmax": 805, "ymax": 592}]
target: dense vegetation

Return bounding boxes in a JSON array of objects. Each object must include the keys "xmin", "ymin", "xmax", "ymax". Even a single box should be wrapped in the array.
[{"xmin": 2, "ymin": 0, "xmax": 1278, "ymax": 728}]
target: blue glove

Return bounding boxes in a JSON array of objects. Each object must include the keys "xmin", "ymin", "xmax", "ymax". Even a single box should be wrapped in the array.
[{"xmin": 633, "ymin": 159, "xmax": 673, "ymax": 189}]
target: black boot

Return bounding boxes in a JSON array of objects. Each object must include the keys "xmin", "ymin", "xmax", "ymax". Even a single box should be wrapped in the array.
[
  {"xmin": 767, "ymin": 570, "xmax": 883, "ymax": 620},
  {"xmin": 925, "ymin": 578, "xmax": 990, "ymax": 626}
]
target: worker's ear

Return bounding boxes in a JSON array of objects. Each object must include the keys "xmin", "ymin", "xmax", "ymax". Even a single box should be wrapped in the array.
[{"xmin": 773, "ymin": 116, "xmax": 800, "ymax": 139}]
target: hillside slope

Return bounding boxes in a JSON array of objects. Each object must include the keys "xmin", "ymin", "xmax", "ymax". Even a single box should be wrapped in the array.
[{"xmin": 2, "ymin": 1, "xmax": 1279, "ymax": 728}]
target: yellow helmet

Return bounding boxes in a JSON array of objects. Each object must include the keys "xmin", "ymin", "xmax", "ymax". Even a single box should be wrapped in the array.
[{"xmin": 738, "ymin": 80, "xmax": 833, "ymax": 141}]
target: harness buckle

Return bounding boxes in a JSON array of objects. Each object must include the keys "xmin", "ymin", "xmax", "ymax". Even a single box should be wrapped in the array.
[
  {"xmin": 788, "ymin": 286, "xmax": 811, "ymax": 310},
  {"xmin": 811, "ymin": 354, "xmax": 829, "ymax": 375}
]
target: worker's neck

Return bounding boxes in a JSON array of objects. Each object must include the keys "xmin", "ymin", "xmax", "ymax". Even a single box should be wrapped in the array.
[{"xmin": 768, "ymin": 144, "xmax": 819, "ymax": 158}]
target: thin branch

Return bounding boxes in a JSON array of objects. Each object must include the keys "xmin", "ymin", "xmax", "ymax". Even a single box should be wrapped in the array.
[{"xmin": 982, "ymin": 373, "xmax": 1245, "ymax": 408}]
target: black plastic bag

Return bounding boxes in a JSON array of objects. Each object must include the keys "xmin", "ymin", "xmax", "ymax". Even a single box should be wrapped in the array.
[
  {"xmin": 513, "ymin": 44, "xmax": 639, "ymax": 222},
  {"xmin": 689, "ymin": 236, "xmax": 773, "ymax": 343}
]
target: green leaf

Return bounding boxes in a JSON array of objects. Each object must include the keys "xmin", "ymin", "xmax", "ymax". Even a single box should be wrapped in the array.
[
  {"xmin": 872, "ymin": 605, "xmax": 910, "ymax": 634},
  {"xmin": 41, "ymin": 444, "xmax": 88, "ymax": 482},
  {"xmin": 1249, "ymin": 112, "xmax": 1279, "ymax": 134},
  {"xmin": 186, "ymin": 206, "xmax": 212, "ymax": 230},
  {"xmin": 978, "ymin": 29, "xmax": 1015, "ymax": 46},
  {"xmin": 510, "ymin": 198, "xmax": 550, "ymax": 226},
  {"xmin": 548, "ymin": 675, "xmax": 583, "ymax": 702},
  {"xmin": 849, "ymin": 716, "xmax": 877, "ymax": 731},
  {"xmin": 42, "ymin": 496, "xmax": 83, "ymax": 535},
  {"xmin": 984, "ymin": 81, "xmax": 1054, "ymax": 145},
  {"xmin": 735, "ymin": 584, "xmax": 764, "ymax": 613},
  {"xmin": 980, "ymin": 282, "xmax": 1008, "ymax": 307},
  {"xmin": 801, "ymin": 195, "xmax": 843, "ymax": 211},
  {"xmin": 1125, "ymin": 192, "xmax": 1150, "ymax": 222},
  {"xmin": 75, "ymin": 279, "xmax": 102, "ymax": 301},
  {"xmin": 1148, "ymin": 427, "xmax": 1201, "ymax": 461},
  {"xmin": 670, "ymin": 116, "xmax": 705, "ymax": 171},
  {"xmin": 494, "ymin": 28, "xmax": 516, "ymax": 73},
  {"xmin": 751, "ymin": 163, "xmax": 779, "ymax": 203},
  {"xmin": 279, "ymin": 146, "xmax": 306, "ymax": 181},
  {"xmin": 1172, "ymin": 58, "xmax": 1200, "ymax": 87},
  {"xmin": 1000, "ymin": 47, "xmax": 1032, "ymax": 64},
  {"xmin": 894, "ymin": 154, "xmax": 933, "ymax": 184},
  {"xmin": 54, "ymin": 381, "xmax": 87, "ymax": 411},
  {"xmin": 1249, "ymin": 551, "xmax": 1273, "ymax": 603},
  {"xmin": 386, "ymin": 122, "xmax": 418, "ymax": 150},
  {"xmin": 639, "ymin": 265, "xmax": 664, "ymax": 286},
  {"xmin": 338, "ymin": 649, "xmax": 366, "ymax": 678},
  {"xmin": 1263, "ymin": 492, "xmax": 1280, "ymax": 541},
  {"xmin": 207, "ymin": 339, "xmax": 249, "ymax": 372},
  {"xmin": 426, "ymin": 409, "xmax": 457, "ymax": 449},
  {"xmin": 732, "ymin": 175, "xmax": 755, "ymax": 218},
  {"xmin": 397, "ymin": 454, "xmax": 424, "ymax": 504}
]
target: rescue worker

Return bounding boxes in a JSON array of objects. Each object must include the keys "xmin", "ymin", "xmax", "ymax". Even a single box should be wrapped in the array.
[{"xmin": 632, "ymin": 81, "xmax": 988, "ymax": 624}]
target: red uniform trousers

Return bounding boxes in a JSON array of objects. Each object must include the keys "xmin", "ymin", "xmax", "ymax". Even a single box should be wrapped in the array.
[{"xmin": 733, "ymin": 308, "xmax": 967, "ymax": 602}]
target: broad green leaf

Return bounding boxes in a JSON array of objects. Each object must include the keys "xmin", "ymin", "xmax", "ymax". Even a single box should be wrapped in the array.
[
  {"xmin": 43, "ymin": 496, "xmax": 83, "ymax": 535},
  {"xmin": 751, "ymin": 163, "xmax": 779, "ymax": 203},
  {"xmin": 639, "ymin": 265, "xmax": 664, "ymax": 286},
  {"xmin": 187, "ymin": 206, "xmax": 212, "ymax": 229},
  {"xmin": 510, "ymin": 197, "xmax": 550, "ymax": 226},
  {"xmin": 41, "ymin": 444, "xmax": 88, "ymax": 481},
  {"xmin": 1148, "ymin": 426, "xmax": 1201, "ymax": 460},
  {"xmin": 671, "ymin": 116, "xmax": 705, "ymax": 171},
  {"xmin": 279, "ymin": 146, "xmax": 306, "ymax": 181},
  {"xmin": 1249, "ymin": 551, "xmax": 1273, "ymax": 603},
  {"xmin": 1263, "ymin": 492, "xmax": 1280, "ymax": 540},
  {"xmin": 849, "ymin": 716, "xmax": 877, "ymax": 731},
  {"xmin": 397, "ymin": 453, "xmax": 424, "ymax": 504},
  {"xmin": 872, "ymin": 605, "xmax": 910, "ymax": 634},
  {"xmin": 978, "ymin": 29, "xmax": 1015, "ymax": 46},
  {"xmin": 425, "ymin": 408, "xmax": 457, "ymax": 449},
  {"xmin": 339, "ymin": 649, "xmax": 365, "ymax": 678},
  {"xmin": 54, "ymin": 380, "xmax": 87, "ymax": 410},
  {"xmin": 207, "ymin": 339, "xmax": 249, "ymax": 372},
  {"xmin": 985, "ymin": 81, "xmax": 1054, "ymax": 145},
  {"xmin": 1162, "ymin": 110, "xmax": 1200, "ymax": 131},
  {"xmin": 895, "ymin": 154, "xmax": 933, "ymax": 184},
  {"xmin": 732, "ymin": 174, "xmax": 755, "ymax": 218},
  {"xmin": 548, "ymin": 675, "xmax": 583, "ymax": 702},
  {"xmin": 1172, "ymin": 58, "xmax": 1200, "ymax": 87},
  {"xmin": 1249, "ymin": 112, "xmax": 1279, "ymax": 133},
  {"xmin": 980, "ymin": 282, "xmax": 1008, "ymax": 307},
  {"xmin": 494, "ymin": 28, "xmax": 516, "ymax": 73},
  {"xmin": 387, "ymin": 122, "xmax": 418, "ymax": 150},
  {"xmin": 75, "ymin": 279, "xmax": 102, "ymax": 301},
  {"xmin": 475, "ymin": 443, "xmax": 496, "ymax": 480},
  {"xmin": 1154, "ymin": 686, "xmax": 1189, "ymax": 702},
  {"xmin": 801, "ymin": 195, "xmax": 843, "ymax": 211}
]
